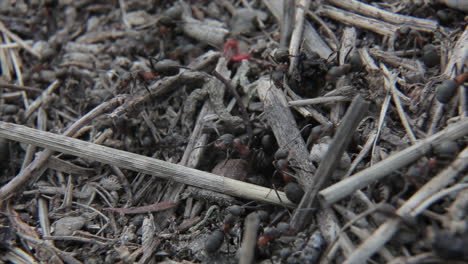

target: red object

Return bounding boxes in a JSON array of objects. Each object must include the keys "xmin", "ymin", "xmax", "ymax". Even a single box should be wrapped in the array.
[
  {"xmin": 257, "ymin": 234, "xmax": 272, "ymax": 247},
  {"xmin": 139, "ymin": 71, "xmax": 157, "ymax": 81},
  {"xmin": 223, "ymin": 40, "xmax": 251, "ymax": 62}
]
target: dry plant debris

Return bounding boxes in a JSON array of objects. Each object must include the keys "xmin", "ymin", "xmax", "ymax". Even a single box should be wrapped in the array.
[{"xmin": 0, "ymin": 0, "xmax": 467, "ymax": 263}]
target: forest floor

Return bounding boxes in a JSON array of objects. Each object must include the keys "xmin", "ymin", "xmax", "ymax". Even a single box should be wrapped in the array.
[{"xmin": 0, "ymin": 0, "xmax": 467, "ymax": 263}]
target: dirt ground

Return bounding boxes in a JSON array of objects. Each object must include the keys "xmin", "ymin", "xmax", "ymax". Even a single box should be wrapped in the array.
[{"xmin": 0, "ymin": 0, "xmax": 467, "ymax": 263}]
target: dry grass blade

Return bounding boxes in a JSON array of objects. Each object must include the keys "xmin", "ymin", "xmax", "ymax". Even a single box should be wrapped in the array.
[
  {"xmin": 0, "ymin": 121, "xmax": 294, "ymax": 207},
  {"xmin": 319, "ymin": 119, "xmax": 468, "ymax": 205},
  {"xmin": 343, "ymin": 146, "xmax": 468, "ymax": 264}
]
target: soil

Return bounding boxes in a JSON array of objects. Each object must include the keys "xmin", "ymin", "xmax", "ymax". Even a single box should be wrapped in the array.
[{"xmin": 0, "ymin": 1, "xmax": 467, "ymax": 264}]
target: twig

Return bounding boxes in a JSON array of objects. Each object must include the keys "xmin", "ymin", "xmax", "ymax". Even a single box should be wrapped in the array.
[
  {"xmin": 443, "ymin": 26, "xmax": 467, "ymax": 78},
  {"xmin": 239, "ymin": 212, "xmax": 260, "ymax": 264},
  {"xmin": 0, "ymin": 121, "xmax": 295, "ymax": 207},
  {"xmin": 326, "ymin": 0, "xmax": 441, "ymax": 33},
  {"xmin": 212, "ymin": 70, "xmax": 253, "ymax": 145},
  {"xmin": 319, "ymin": 119, "xmax": 468, "ymax": 205},
  {"xmin": 317, "ymin": 5, "xmax": 398, "ymax": 37},
  {"xmin": 412, "ymin": 183, "xmax": 468, "ymax": 216},
  {"xmin": 288, "ymin": 96, "xmax": 348, "ymax": 106},
  {"xmin": 369, "ymin": 48, "xmax": 419, "ymax": 72},
  {"xmin": 427, "ymin": 102, "xmax": 444, "ymax": 135},
  {"xmin": 0, "ymin": 96, "xmax": 126, "ymax": 200},
  {"xmin": 288, "ymin": 0, "xmax": 310, "ymax": 74},
  {"xmin": 0, "ymin": 81, "xmax": 42, "ymax": 93},
  {"xmin": 343, "ymin": 146, "xmax": 468, "ymax": 264},
  {"xmin": 381, "ymin": 63, "xmax": 417, "ymax": 143},
  {"xmin": 22, "ymin": 80, "xmax": 61, "ymax": 121},
  {"xmin": 256, "ymin": 78, "xmax": 316, "ymax": 186},
  {"xmin": 262, "ymin": 0, "xmax": 332, "ymax": 58},
  {"xmin": 307, "ymin": 10, "xmax": 339, "ymax": 50},
  {"xmin": 0, "ymin": 21, "xmax": 41, "ymax": 59},
  {"xmin": 278, "ymin": 0, "xmax": 295, "ymax": 56},
  {"xmin": 344, "ymin": 130, "xmax": 376, "ymax": 178},
  {"xmin": 291, "ymin": 95, "xmax": 369, "ymax": 230},
  {"xmin": 317, "ymin": 207, "xmax": 356, "ymax": 258}
]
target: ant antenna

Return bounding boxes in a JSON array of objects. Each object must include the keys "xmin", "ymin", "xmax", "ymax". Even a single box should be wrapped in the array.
[{"xmin": 279, "ymin": 124, "xmax": 313, "ymax": 150}]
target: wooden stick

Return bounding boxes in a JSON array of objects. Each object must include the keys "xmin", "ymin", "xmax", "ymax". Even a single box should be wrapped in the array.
[
  {"xmin": 0, "ymin": 121, "xmax": 294, "ymax": 207},
  {"xmin": 288, "ymin": 96, "xmax": 348, "ymax": 106},
  {"xmin": 319, "ymin": 119, "xmax": 468, "ymax": 205},
  {"xmin": 326, "ymin": 0, "xmax": 440, "ymax": 33},
  {"xmin": 0, "ymin": 21, "xmax": 41, "ymax": 59},
  {"xmin": 288, "ymin": 0, "xmax": 310, "ymax": 74},
  {"xmin": 0, "ymin": 96, "xmax": 126, "ymax": 200},
  {"xmin": 317, "ymin": 5, "xmax": 397, "ymax": 36},
  {"xmin": 262, "ymin": 0, "xmax": 332, "ymax": 58},
  {"xmin": 443, "ymin": 26, "xmax": 467, "ymax": 78},
  {"xmin": 0, "ymin": 81, "xmax": 42, "ymax": 93},
  {"xmin": 239, "ymin": 212, "xmax": 260, "ymax": 264},
  {"xmin": 343, "ymin": 147, "xmax": 468, "ymax": 264},
  {"xmin": 291, "ymin": 95, "xmax": 369, "ymax": 230},
  {"xmin": 256, "ymin": 78, "xmax": 316, "ymax": 186}
]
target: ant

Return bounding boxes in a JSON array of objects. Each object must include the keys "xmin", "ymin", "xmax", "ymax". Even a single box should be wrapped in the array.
[{"xmin": 257, "ymin": 222, "xmax": 293, "ymax": 247}]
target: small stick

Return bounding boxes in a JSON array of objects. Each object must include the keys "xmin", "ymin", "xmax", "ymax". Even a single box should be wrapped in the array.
[
  {"xmin": 381, "ymin": 63, "xmax": 417, "ymax": 143},
  {"xmin": 291, "ymin": 95, "xmax": 369, "ymax": 230},
  {"xmin": 288, "ymin": 0, "xmax": 310, "ymax": 74},
  {"xmin": 343, "ymin": 147, "xmax": 468, "ymax": 264},
  {"xmin": 0, "ymin": 121, "xmax": 295, "ymax": 207},
  {"xmin": 306, "ymin": 10, "xmax": 339, "ymax": 50},
  {"xmin": 319, "ymin": 119, "xmax": 468, "ymax": 205},
  {"xmin": 239, "ymin": 212, "xmax": 260, "ymax": 264},
  {"xmin": 0, "ymin": 21, "xmax": 41, "ymax": 59},
  {"xmin": 0, "ymin": 81, "xmax": 42, "ymax": 93},
  {"xmin": 412, "ymin": 183, "xmax": 468, "ymax": 216},
  {"xmin": 277, "ymin": 0, "xmax": 295, "ymax": 56},
  {"xmin": 0, "ymin": 96, "xmax": 126, "ymax": 200},
  {"xmin": 23, "ymin": 80, "xmax": 61, "ymax": 121},
  {"xmin": 288, "ymin": 96, "xmax": 348, "ymax": 106},
  {"xmin": 427, "ymin": 102, "xmax": 444, "ymax": 135},
  {"xmin": 369, "ymin": 48, "xmax": 419, "ymax": 72},
  {"xmin": 326, "ymin": 0, "xmax": 441, "ymax": 33},
  {"xmin": 262, "ymin": 0, "xmax": 331, "ymax": 58},
  {"xmin": 212, "ymin": 70, "xmax": 253, "ymax": 146},
  {"xmin": 317, "ymin": 5, "xmax": 397, "ymax": 37},
  {"xmin": 443, "ymin": 27, "xmax": 467, "ymax": 78},
  {"xmin": 257, "ymin": 78, "xmax": 316, "ymax": 186}
]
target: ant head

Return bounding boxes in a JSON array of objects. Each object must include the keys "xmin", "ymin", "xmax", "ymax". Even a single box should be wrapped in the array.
[{"xmin": 214, "ymin": 134, "xmax": 235, "ymax": 149}]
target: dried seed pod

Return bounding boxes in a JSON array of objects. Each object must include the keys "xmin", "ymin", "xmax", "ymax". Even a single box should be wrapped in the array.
[
  {"xmin": 284, "ymin": 182, "xmax": 304, "ymax": 204},
  {"xmin": 422, "ymin": 44, "xmax": 440, "ymax": 68},
  {"xmin": 436, "ymin": 79, "xmax": 458, "ymax": 104},
  {"xmin": 434, "ymin": 140, "xmax": 460, "ymax": 159},
  {"xmin": 205, "ymin": 230, "xmax": 224, "ymax": 253}
]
